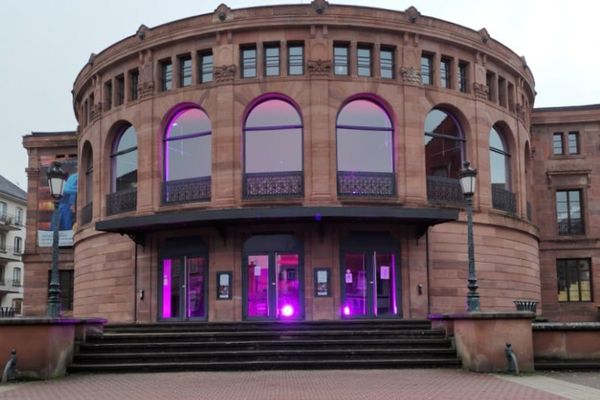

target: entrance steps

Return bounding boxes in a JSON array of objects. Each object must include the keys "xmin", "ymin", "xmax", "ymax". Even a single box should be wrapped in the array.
[{"xmin": 68, "ymin": 320, "xmax": 460, "ymax": 373}]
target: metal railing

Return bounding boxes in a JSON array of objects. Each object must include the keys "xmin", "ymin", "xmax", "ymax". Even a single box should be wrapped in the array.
[
  {"xmin": 492, "ymin": 185, "xmax": 516, "ymax": 214},
  {"xmin": 243, "ymin": 171, "xmax": 303, "ymax": 199},
  {"xmin": 106, "ymin": 188, "xmax": 137, "ymax": 216},
  {"xmin": 426, "ymin": 176, "xmax": 463, "ymax": 206},
  {"xmin": 163, "ymin": 177, "xmax": 211, "ymax": 204},
  {"xmin": 337, "ymin": 171, "xmax": 395, "ymax": 197},
  {"xmin": 81, "ymin": 202, "xmax": 93, "ymax": 225}
]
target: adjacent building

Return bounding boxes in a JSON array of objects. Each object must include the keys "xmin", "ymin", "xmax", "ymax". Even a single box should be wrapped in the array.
[
  {"xmin": 20, "ymin": 2, "xmax": 600, "ymax": 324},
  {"xmin": 0, "ymin": 174, "xmax": 27, "ymax": 315}
]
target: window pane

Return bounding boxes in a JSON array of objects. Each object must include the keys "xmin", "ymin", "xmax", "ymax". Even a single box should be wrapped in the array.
[
  {"xmin": 167, "ymin": 135, "xmax": 211, "ymax": 180},
  {"xmin": 116, "ymin": 126, "xmax": 137, "ymax": 152},
  {"xmin": 200, "ymin": 52, "xmax": 213, "ymax": 83},
  {"xmin": 425, "ymin": 110, "xmax": 461, "ymax": 138},
  {"xmin": 380, "ymin": 49, "xmax": 393, "ymax": 79},
  {"xmin": 245, "ymin": 128, "xmax": 302, "ymax": 173},
  {"xmin": 490, "ymin": 151, "xmax": 507, "ymax": 185},
  {"xmin": 357, "ymin": 47, "xmax": 371, "ymax": 77},
  {"xmin": 180, "ymin": 57, "xmax": 192, "ymax": 87},
  {"xmin": 421, "ymin": 56, "xmax": 432, "ymax": 85},
  {"xmin": 334, "ymin": 46, "xmax": 348, "ymax": 75},
  {"xmin": 115, "ymin": 149, "xmax": 137, "ymax": 192},
  {"xmin": 288, "ymin": 45, "xmax": 304, "ymax": 75},
  {"xmin": 489, "ymin": 127, "xmax": 505, "ymax": 152},
  {"xmin": 167, "ymin": 109, "xmax": 211, "ymax": 138},
  {"xmin": 553, "ymin": 133, "xmax": 564, "ymax": 155},
  {"xmin": 568, "ymin": 132, "xmax": 579, "ymax": 154},
  {"xmin": 337, "ymin": 128, "xmax": 393, "ymax": 173},
  {"xmin": 246, "ymin": 99, "xmax": 301, "ymax": 128},
  {"xmin": 337, "ymin": 99, "xmax": 391, "ymax": 129},
  {"xmin": 440, "ymin": 59, "xmax": 450, "ymax": 88},
  {"xmin": 242, "ymin": 48, "xmax": 257, "ymax": 78},
  {"xmin": 265, "ymin": 46, "xmax": 280, "ymax": 76},
  {"xmin": 162, "ymin": 61, "xmax": 173, "ymax": 90}
]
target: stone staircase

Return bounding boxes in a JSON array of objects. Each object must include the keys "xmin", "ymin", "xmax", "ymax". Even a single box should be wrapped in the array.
[{"xmin": 68, "ymin": 320, "xmax": 460, "ymax": 373}]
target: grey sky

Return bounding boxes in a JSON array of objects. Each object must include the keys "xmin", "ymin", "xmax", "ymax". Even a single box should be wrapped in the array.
[{"xmin": 1, "ymin": 0, "xmax": 598, "ymax": 189}]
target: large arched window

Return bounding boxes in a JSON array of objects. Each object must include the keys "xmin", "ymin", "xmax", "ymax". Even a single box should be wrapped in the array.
[
  {"xmin": 489, "ymin": 125, "xmax": 515, "ymax": 213},
  {"xmin": 163, "ymin": 108, "xmax": 212, "ymax": 203},
  {"xmin": 243, "ymin": 98, "xmax": 303, "ymax": 198},
  {"xmin": 424, "ymin": 108, "xmax": 465, "ymax": 204},
  {"xmin": 336, "ymin": 98, "xmax": 394, "ymax": 196},
  {"xmin": 107, "ymin": 124, "xmax": 137, "ymax": 215},
  {"xmin": 81, "ymin": 142, "xmax": 93, "ymax": 225}
]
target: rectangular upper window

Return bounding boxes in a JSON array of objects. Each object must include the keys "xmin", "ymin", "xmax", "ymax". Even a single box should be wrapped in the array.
[
  {"xmin": 357, "ymin": 46, "xmax": 372, "ymax": 77},
  {"xmin": 104, "ymin": 81, "xmax": 113, "ymax": 110},
  {"xmin": 199, "ymin": 51, "xmax": 213, "ymax": 83},
  {"xmin": 115, "ymin": 75, "xmax": 125, "ymax": 106},
  {"xmin": 380, "ymin": 47, "xmax": 394, "ymax": 79},
  {"xmin": 241, "ymin": 45, "xmax": 257, "ymax": 78},
  {"xmin": 16, "ymin": 208, "xmax": 23, "ymax": 225},
  {"xmin": 334, "ymin": 43, "xmax": 349, "ymax": 76},
  {"xmin": 0, "ymin": 201, "xmax": 6, "ymax": 219},
  {"xmin": 129, "ymin": 69, "xmax": 139, "ymax": 101},
  {"xmin": 287, "ymin": 43, "xmax": 304, "ymax": 75},
  {"xmin": 420, "ymin": 54, "xmax": 433, "ymax": 85},
  {"xmin": 264, "ymin": 44, "xmax": 280, "ymax": 77},
  {"xmin": 553, "ymin": 132, "xmax": 564, "ymax": 155},
  {"xmin": 568, "ymin": 131, "xmax": 580, "ymax": 154},
  {"xmin": 440, "ymin": 57, "xmax": 451, "ymax": 88},
  {"xmin": 179, "ymin": 55, "xmax": 192, "ymax": 87},
  {"xmin": 160, "ymin": 60, "xmax": 173, "ymax": 91},
  {"xmin": 557, "ymin": 258, "xmax": 592, "ymax": 302},
  {"xmin": 13, "ymin": 237, "xmax": 22, "ymax": 254},
  {"xmin": 458, "ymin": 61, "xmax": 469, "ymax": 93},
  {"xmin": 556, "ymin": 189, "xmax": 584, "ymax": 235}
]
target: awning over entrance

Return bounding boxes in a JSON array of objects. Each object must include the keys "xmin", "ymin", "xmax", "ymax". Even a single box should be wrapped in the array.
[{"xmin": 95, "ymin": 206, "xmax": 458, "ymax": 238}]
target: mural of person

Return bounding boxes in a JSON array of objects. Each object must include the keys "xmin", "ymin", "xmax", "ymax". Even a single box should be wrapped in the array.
[{"xmin": 51, "ymin": 173, "xmax": 78, "ymax": 231}]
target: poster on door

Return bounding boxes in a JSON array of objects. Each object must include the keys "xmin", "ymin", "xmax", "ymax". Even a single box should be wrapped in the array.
[{"xmin": 37, "ymin": 156, "xmax": 78, "ymax": 247}]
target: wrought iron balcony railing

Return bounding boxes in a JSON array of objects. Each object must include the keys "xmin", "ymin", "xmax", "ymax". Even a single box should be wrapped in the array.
[
  {"xmin": 492, "ymin": 186, "xmax": 516, "ymax": 214},
  {"xmin": 163, "ymin": 177, "xmax": 211, "ymax": 204},
  {"xmin": 106, "ymin": 188, "xmax": 137, "ymax": 216},
  {"xmin": 426, "ymin": 176, "xmax": 463, "ymax": 206},
  {"xmin": 558, "ymin": 218, "xmax": 584, "ymax": 235},
  {"xmin": 337, "ymin": 171, "xmax": 395, "ymax": 197},
  {"xmin": 243, "ymin": 171, "xmax": 303, "ymax": 199}
]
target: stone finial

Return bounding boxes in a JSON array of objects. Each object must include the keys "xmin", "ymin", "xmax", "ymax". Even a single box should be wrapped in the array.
[
  {"xmin": 88, "ymin": 53, "xmax": 96, "ymax": 66},
  {"xmin": 520, "ymin": 56, "xmax": 528, "ymax": 69},
  {"xmin": 214, "ymin": 3, "xmax": 232, "ymax": 22},
  {"xmin": 312, "ymin": 0, "xmax": 329, "ymax": 15},
  {"xmin": 136, "ymin": 24, "xmax": 149, "ymax": 41},
  {"xmin": 478, "ymin": 28, "xmax": 490, "ymax": 44},
  {"xmin": 405, "ymin": 6, "xmax": 420, "ymax": 23}
]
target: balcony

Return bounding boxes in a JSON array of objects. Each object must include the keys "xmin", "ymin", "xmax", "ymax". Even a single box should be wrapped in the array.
[
  {"xmin": 0, "ymin": 247, "xmax": 22, "ymax": 261},
  {"xmin": 558, "ymin": 218, "xmax": 584, "ymax": 236},
  {"xmin": 337, "ymin": 172, "xmax": 395, "ymax": 197},
  {"xmin": 163, "ymin": 177, "xmax": 211, "ymax": 204},
  {"xmin": 81, "ymin": 202, "xmax": 93, "ymax": 226},
  {"xmin": 0, "ymin": 278, "xmax": 20, "ymax": 294},
  {"xmin": 492, "ymin": 185, "xmax": 516, "ymax": 214},
  {"xmin": 106, "ymin": 188, "xmax": 137, "ymax": 216},
  {"xmin": 0, "ymin": 214, "xmax": 21, "ymax": 232},
  {"xmin": 427, "ymin": 176, "xmax": 463, "ymax": 206},
  {"xmin": 244, "ymin": 172, "xmax": 303, "ymax": 199}
]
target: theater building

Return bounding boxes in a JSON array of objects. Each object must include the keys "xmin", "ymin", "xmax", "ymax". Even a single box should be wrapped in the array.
[{"xmin": 22, "ymin": 1, "xmax": 599, "ymax": 324}]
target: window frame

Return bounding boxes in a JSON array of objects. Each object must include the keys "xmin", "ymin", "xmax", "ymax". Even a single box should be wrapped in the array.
[
  {"xmin": 556, "ymin": 189, "xmax": 585, "ymax": 235},
  {"xmin": 420, "ymin": 53, "xmax": 433, "ymax": 85},
  {"xmin": 0, "ymin": 201, "xmax": 6, "ymax": 219},
  {"xmin": 287, "ymin": 42, "xmax": 304, "ymax": 76},
  {"xmin": 333, "ymin": 43, "xmax": 350, "ymax": 76},
  {"xmin": 115, "ymin": 74, "xmax": 125, "ymax": 106},
  {"xmin": 357, "ymin": 45, "xmax": 372, "ymax": 77},
  {"xmin": 12, "ymin": 267, "xmax": 21, "ymax": 286},
  {"xmin": 178, "ymin": 54, "xmax": 193, "ymax": 87},
  {"xmin": 489, "ymin": 126, "xmax": 512, "ymax": 191},
  {"xmin": 568, "ymin": 131, "xmax": 580, "ymax": 155},
  {"xmin": 264, "ymin": 43, "xmax": 280, "ymax": 77},
  {"xmin": 241, "ymin": 45, "xmax": 257, "ymax": 79},
  {"xmin": 556, "ymin": 258, "xmax": 592, "ymax": 302},
  {"xmin": 440, "ymin": 57, "xmax": 452, "ymax": 88},
  {"xmin": 160, "ymin": 59, "xmax": 173, "ymax": 91},
  {"xmin": 380, "ymin": 46, "xmax": 395, "ymax": 79},
  {"xmin": 199, "ymin": 50, "xmax": 213, "ymax": 83},
  {"xmin": 129, "ymin": 69, "xmax": 139, "ymax": 101},
  {"xmin": 13, "ymin": 237, "xmax": 22, "ymax": 254},
  {"xmin": 458, "ymin": 61, "xmax": 469, "ymax": 93},
  {"xmin": 111, "ymin": 125, "xmax": 138, "ymax": 193},
  {"xmin": 104, "ymin": 80, "xmax": 113, "ymax": 110},
  {"xmin": 553, "ymin": 132, "xmax": 564, "ymax": 155}
]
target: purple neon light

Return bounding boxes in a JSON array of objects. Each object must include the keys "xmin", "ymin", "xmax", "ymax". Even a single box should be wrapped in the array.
[
  {"xmin": 281, "ymin": 304, "xmax": 294, "ymax": 317},
  {"xmin": 343, "ymin": 305, "xmax": 351, "ymax": 316},
  {"xmin": 162, "ymin": 259, "xmax": 172, "ymax": 319}
]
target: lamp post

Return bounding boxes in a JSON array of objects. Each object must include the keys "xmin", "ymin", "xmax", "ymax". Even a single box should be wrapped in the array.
[
  {"xmin": 47, "ymin": 161, "xmax": 68, "ymax": 318},
  {"xmin": 459, "ymin": 161, "xmax": 480, "ymax": 312}
]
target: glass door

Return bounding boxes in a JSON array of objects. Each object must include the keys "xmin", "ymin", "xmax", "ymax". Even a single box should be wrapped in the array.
[
  {"xmin": 341, "ymin": 251, "xmax": 398, "ymax": 318},
  {"xmin": 245, "ymin": 252, "xmax": 302, "ymax": 320},
  {"xmin": 161, "ymin": 256, "xmax": 207, "ymax": 321}
]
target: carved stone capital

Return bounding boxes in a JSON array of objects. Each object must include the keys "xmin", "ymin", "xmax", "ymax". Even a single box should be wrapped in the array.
[
  {"xmin": 473, "ymin": 83, "xmax": 489, "ymax": 101},
  {"xmin": 307, "ymin": 59, "xmax": 331, "ymax": 77},
  {"xmin": 214, "ymin": 64, "xmax": 237, "ymax": 82},
  {"xmin": 138, "ymin": 81, "xmax": 155, "ymax": 99},
  {"xmin": 400, "ymin": 67, "xmax": 422, "ymax": 86}
]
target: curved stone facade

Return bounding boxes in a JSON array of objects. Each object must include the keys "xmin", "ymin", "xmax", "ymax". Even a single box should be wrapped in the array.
[{"xmin": 72, "ymin": 2, "xmax": 538, "ymax": 322}]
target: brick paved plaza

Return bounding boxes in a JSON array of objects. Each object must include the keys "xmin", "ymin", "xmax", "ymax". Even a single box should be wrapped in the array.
[{"xmin": 2, "ymin": 369, "xmax": 600, "ymax": 400}]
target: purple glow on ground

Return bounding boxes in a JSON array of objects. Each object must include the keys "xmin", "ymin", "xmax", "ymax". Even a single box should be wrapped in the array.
[
  {"xmin": 162, "ymin": 259, "xmax": 172, "ymax": 319},
  {"xmin": 281, "ymin": 304, "xmax": 294, "ymax": 317}
]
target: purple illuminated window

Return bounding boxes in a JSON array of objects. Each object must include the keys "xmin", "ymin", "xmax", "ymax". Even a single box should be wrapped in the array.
[
  {"xmin": 336, "ymin": 99, "xmax": 393, "ymax": 173},
  {"xmin": 424, "ymin": 109, "xmax": 464, "ymax": 179},
  {"xmin": 164, "ymin": 108, "xmax": 212, "ymax": 181},
  {"xmin": 111, "ymin": 125, "xmax": 137, "ymax": 192},
  {"xmin": 244, "ymin": 99, "xmax": 302, "ymax": 173}
]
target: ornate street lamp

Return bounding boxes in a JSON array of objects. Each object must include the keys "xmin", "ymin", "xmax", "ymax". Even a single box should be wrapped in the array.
[
  {"xmin": 47, "ymin": 161, "xmax": 68, "ymax": 318},
  {"xmin": 459, "ymin": 161, "xmax": 480, "ymax": 312}
]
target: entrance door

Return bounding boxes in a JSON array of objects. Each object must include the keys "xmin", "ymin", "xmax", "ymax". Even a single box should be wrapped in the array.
[
  {"xmin": 341, "ymin": 234, "xmax": 400, "ymax": 318},
  {"xmin": 161, "ymin": 255, "xmax": 207, "ymax": 321},
  {"xmin": 246, "ymin": 253, "xmax": 301, "ymax": 320}
]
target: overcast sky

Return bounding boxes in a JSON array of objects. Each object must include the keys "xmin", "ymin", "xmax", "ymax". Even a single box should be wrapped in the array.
[{"xmin": 1, "ymin": 0, "xmax": 598, "ymax": 189}]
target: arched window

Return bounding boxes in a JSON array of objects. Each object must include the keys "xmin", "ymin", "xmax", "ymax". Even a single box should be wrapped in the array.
[
  {"xmin": 163, "ymin": 108, "xmax": 212, "ymax": 203},
  {"xmin": 107, "ymin": 124, "xmax": 137, "ymax": 215},
  {"xmin": 424, "ymin": 108, "xmax": 465, "ymax": 204},
  {"xmin": 243, "ymin": 98, "xmax": 303, "ymax": 198},
  {"xmin": 489, "ymin": 125, "xmax": 515, "ymax": 213},
  {"xmin": 81, "ymin": 142, "xmax": 93, "ymax": 225},
  {"xmin": 336, "ymin": 99, "xmax": 395, "ymax": 196}
]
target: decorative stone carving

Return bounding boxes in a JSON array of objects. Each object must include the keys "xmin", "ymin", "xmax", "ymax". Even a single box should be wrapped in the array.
[
  {"xmin": 136, "ymin": 24, "xmax": 149, "ymax": 41},
  {"xmin": 473, "ymin": 83, "xmax": 489, "ymax": 100},
  {"xmin": 312, "ymin": 0, "xmax": 329, "ymax": 15},
  {"xmin": 214, "ymin": 4, "xmax": 232, "ymax": 22},
  {"xmin": 214, "ymin": 64, "xmax": 237, "ymax": 82},
  {"xmin": 478, "ymin": 28, "xmax": 490, "ymax": 44},
  {"xmin": 405, "ymin": 6, "xmax": 420, "ymax": 23},
  {"xmin": 307, "ymin": 59, "xmax": 331, "ymax": 76},
  {"xmin": 90, "ymin": 103, "xmax": 102, "ymax": 122},
  {"xmin": 400, "ymin": 67, "xmax": 422, "ymax": 86},
  {"xmin": 138, "ymin": 80, "xmax": 155, "ymax": 99}
]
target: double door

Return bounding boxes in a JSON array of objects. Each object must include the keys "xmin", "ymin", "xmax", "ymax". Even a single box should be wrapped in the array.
[
  {"xmin": 160, "ymin": 255, "xmax": 207, "ymax": 321},
  {"xmin": 341, "ymin": 251, "xmax": 399, "ymax": 318},
  {"xmin": 245, "ymin": 252, "xmax": 302, "ymax": 320}
]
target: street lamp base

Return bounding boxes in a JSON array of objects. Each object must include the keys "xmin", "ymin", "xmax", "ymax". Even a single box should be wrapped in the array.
[{"xmin": 467, "ymin": 294, "xmax": 480, "ymax": 312}]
